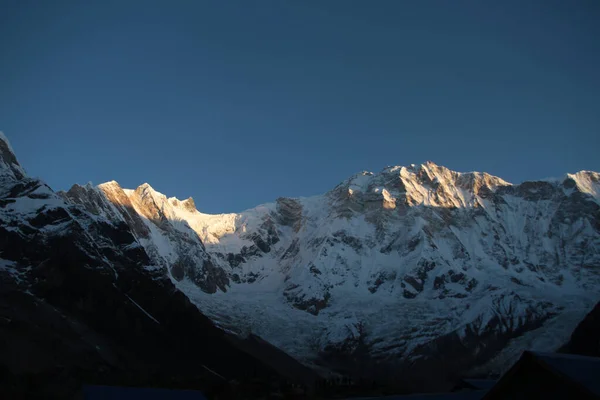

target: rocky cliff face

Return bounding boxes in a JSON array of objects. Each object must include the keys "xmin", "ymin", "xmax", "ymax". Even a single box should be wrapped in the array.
[
  {"xmin": 56, "ymin": 148, "xmax": 600, "ymax": 382},
  {"xmin": 0, "ymin": 133, "xmax": 298, "ymax": 398},
  {"xmin": 3, "ymin": 130, "xmax": 599, "ymax": 391},
  {"xmin": 60, "ymin": 181, "xmax": 228, "ymax": 293}
]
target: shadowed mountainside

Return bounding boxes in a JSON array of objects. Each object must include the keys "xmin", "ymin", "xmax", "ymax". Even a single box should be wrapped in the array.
[{"xmin": 0, "ymin": 132, "xmax": 312, "ymax": 399}]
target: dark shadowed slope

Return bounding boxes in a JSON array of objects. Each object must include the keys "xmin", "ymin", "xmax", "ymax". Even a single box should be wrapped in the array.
[
  {"xmin": 561, "ymin": 301, "xmax": 600, "ymax": 358},
  {"xmin": 0, "ymin": 132, "xmax": 302, "ymax": 399}
]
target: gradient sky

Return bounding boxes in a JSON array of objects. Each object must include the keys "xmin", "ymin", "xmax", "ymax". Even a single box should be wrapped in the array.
[{"xmin": 1, "ymin": 0, "xmax": 599, "ymax": 213}]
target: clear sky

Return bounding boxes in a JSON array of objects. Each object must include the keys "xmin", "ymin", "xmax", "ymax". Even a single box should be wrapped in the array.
[{"xmin": 1, "ymin": 0, "xmax": 599, "ymax": 213}]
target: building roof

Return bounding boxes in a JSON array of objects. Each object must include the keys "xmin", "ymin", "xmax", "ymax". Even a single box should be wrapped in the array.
[
  {"xmin": 531, "ymin": 351, "xmax": 600, "ymax": 397},
  {"xmin": 482, "ymin": 351, "xmax": 600, "ymax": 400},
  {"xmin": 82, "ymin": 385, "xmax": 207, "ymax": 400}
]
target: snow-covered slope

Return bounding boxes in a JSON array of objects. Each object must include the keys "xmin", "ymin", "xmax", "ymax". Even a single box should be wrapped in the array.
[
  {"xmin": 0, "ymin": 132, "xmax": 310, "ymax": 398},
  {"xmin": 61, "ymin": 181, "xmax": 228, "ymax": 293},
  {"xmin": 63, "ymin": 157, "xmax": 600, "ymax": 377}
]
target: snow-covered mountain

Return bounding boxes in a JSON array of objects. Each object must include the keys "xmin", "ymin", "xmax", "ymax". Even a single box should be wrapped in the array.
[
  {"xmin": 59, "ymin": 151, "xmax": 600, "ymax": 379},
  {"xmin": 0, "ymin": 132, "xmax": 314, "ymax": 398}
]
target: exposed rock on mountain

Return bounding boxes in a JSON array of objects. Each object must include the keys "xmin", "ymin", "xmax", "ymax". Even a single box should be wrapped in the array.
[
  {"xmin": 0, "ymin": 133, "xmax": 300, "ymax": 398},
  {"xmin": 2, "ymin": 130, "xmax": 599, "ymax": 392},
  {"xmin": 61, "ymin": 181, "xmax": 228, "ymax": 293},
  {"xmin": 65, "ymin": 156, "xmax": 600, "ymax": 381}
]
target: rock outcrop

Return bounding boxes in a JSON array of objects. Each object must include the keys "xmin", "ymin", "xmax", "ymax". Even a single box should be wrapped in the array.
[
  {"xmin": 0, "ymin": 133, "xmax": 300, "ymax": 398},
  {"xmin": 6, "ymin": 129, "xmax": 599, "ymax": 387}
]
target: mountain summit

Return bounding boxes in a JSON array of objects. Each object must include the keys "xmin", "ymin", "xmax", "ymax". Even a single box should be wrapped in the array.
[
  {"xmin": 61, "ymin": 150, "xmax": 600, "ymax": 381},
  {"xmin": 1, "ymin": 132, "xmax": 599, "ymax": 393},
  {"xmin": 0, "ymin": 132, "xmax": 26, "ymax": 181},
  {"xmin": 0, "ymin": 134, "xmax": 308, "ymax": 398}
]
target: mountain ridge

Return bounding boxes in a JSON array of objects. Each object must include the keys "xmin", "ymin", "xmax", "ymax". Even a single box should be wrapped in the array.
[
  {"xmin": 2, "ymin": 131, "xmax": 599, "ymax": 392},
  {"xmin": 0, "ymin": 132, "xmax": 311, "ymax": 398},
  {"xmin": 67, "ymin": 161, "xmax": 600, "ymax": 214},
  {"xmin": 59, "ymin": 152, "xmax": 600, "ymax": 379}
]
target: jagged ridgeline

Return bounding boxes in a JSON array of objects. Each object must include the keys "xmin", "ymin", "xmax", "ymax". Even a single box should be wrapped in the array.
[
  {"xmin": 1, "ymin": 131, "xmax": 599, "ymax": 395},
  {"xmin": 59, "ymin": 144, "xmax": 600, "ymax": 378},
  {"xmin": 0, "ymin": 132, "xmax": 311, "ymax": 398}
]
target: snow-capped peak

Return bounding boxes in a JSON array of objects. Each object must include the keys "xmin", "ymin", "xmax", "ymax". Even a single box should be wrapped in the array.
[
  {"xmin": 100, "ymin": 180, "xmax": 120, "ymax": 187},
  {"xmin": 97, "ymin": 180, "xmax": 122, "ymax": 192},
  {"xmin": 0, "ymin": 131, "xmax": 26, "ymax": 181},
  {"xmin": 4, "ymin": 130, "xmax": 599, "ymax": 386},
  {"xmin": 345, "ymin": 171, "xmax": 375, "ymax": 192},
  {"xmin": 43, "ymin": 145, "xmax": 600, "ymax": 380},
  {"xmin": 333, "ymin": 163, "xmax": 512, "ymax": 209},
  {"xmin": 538, "ymin": 171, "xmax": 599, "ymax": 202},
  {"xmin": 134, "ymin": 182, "xmax": 169, "ymax": 205},
  {"xmin": 0, "ymin": 131, "xmax": 16, "ymax": 155},
  {"xmin": 565, "ymin": 171, "xmax": 600, "ymax": 201},
  {"xmin": 136, "ymin": 182, "xmax": 156, "ymax": 193}
]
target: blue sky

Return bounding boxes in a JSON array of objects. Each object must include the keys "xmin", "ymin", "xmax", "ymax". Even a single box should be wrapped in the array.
[{"xmin": 1, "ymin": 0, "xmax": 599, "ymax": 213}]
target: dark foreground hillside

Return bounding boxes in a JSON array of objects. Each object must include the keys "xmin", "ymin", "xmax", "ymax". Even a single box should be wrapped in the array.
[{"xmin": 0, "ymin": 134, "xmax": 305, "ymax": 399}]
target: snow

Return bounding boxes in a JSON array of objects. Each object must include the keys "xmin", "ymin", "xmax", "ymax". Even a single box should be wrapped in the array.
[
  {"xmin": 174, "ymin": 164, "xmax": 599, "ymax": 363},
  {"xmin": 98, "ymin": 180, "xmax": 121, "ymax": 189},
  {"xmin": 0, "ymin": 259, "xmax": 19, "ymax": 278},
  {"xmin": 347, "ymin": 172, "xmax": 374, "ymax": 192},
  {"xmin": 0, "ymin": 133, "xmax": 27, "ymax": 180},
  {"xmin": 73, "ymin": 163, "xmax": 600, "ymax": 369},
  {"xmin": 13, "ymin": 130, "xmax": 598, "ymax": 371},
  {"xmin": 0, "ymin": 131, "xmax": 15, "ymax": 154},
  {"xmin": 5, "ymin": 194, "xmax": 65, "ymax": 215},
  {"xmin": 138, "ymin": 215, "xmax": 178, "ymax": 262},
  {"xmin": 568, "ymin": 171, "xmax": 600, "ymax": 201},
  {"xmin": 2, "ymin": 140, "xmax": 593, "ymax": 377}
]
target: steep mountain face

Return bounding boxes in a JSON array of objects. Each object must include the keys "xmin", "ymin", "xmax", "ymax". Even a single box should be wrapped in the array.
[
  {"xmin": 61, "ymin": 181, "xmax": 228, "ymax": 293},
  {"xmin": 60, "ymin": 148, "xmax": 600, "ymax": 382},
  {"xmin": 0, "ymin": 133, "xmax": 298, "ymax": 399},
  {"xmin": 4, "ymin": 129, "xmax": 599, "ymax": 392}
]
